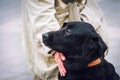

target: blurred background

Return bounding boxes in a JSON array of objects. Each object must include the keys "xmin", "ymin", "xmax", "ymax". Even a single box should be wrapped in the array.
[{"xmin": 0, "ymin": 0, "xmax": 120, "ymax": 80}]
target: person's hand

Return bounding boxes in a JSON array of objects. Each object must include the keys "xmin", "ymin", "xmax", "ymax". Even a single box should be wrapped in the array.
[{"xmin": 54, "ymin": 52, "xmax": 66, "ymax": 76}]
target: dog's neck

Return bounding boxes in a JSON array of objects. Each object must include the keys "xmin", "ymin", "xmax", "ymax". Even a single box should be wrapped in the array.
[{"xmin": 87, "ymin": 58, "xmax": 101, "ymax": 67}]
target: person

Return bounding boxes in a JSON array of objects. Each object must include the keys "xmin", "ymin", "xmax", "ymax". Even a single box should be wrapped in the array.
[{"xmin": 22, "ymin": 0, "xmax": 109, "ymax": 80}]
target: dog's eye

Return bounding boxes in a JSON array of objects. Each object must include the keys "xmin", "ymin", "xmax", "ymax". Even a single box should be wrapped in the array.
[{"xmin": 65, "ymin": 29, "xmax": 71, "ymax": 35}]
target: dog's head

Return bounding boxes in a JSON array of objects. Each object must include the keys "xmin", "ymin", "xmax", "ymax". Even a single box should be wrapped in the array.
[{"xmin": 42, "ymin": 22, "xmax": 107, "ymax": 70}]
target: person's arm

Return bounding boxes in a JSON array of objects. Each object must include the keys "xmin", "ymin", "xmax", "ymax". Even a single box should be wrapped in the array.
[
  {"xmin": 81, "ymin": 0, "xmax": 109, "ymax": 45},
  {"xmin": 24, "ymin": 0, "xmax": 66, "ymax": 76},
  {"xmin": 26, "ymin": 0, "xmax": 60, "ymax": 55}
]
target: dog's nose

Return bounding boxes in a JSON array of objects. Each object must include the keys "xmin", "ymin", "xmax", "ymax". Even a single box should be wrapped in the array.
[{"xmin": 42, "ymin": 33, "xmax": 49, "ymax": 41}]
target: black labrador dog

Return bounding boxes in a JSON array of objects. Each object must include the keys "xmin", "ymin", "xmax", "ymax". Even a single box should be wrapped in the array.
[{"xmin": 42, "ymin": 22, "xmax": 119, "ymax": 80}]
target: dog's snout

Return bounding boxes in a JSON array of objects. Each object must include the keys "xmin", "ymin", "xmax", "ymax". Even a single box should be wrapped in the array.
[{"xmin": 42, "ymin": 33, "xmax": 49, "ymax": 41}]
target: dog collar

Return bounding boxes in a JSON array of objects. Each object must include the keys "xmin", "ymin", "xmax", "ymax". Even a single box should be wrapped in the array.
[{"xmin": 87, "ymin": 58, "xmax": 101, "ymax": 67}]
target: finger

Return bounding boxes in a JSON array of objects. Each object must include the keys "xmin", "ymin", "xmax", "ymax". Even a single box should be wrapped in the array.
[
  {"xmin": 54, "ymin": 52, "xmax": 61, "ymax": 63},
  {"xmin": 59, "ymin": 53, "xmax": 66, "ymax": 73},
  {"xmin": 54, "ymin": 52, "xmax": 66, "ymax": 76},
  {"xmin": 57, "ymin": 54, "xmax": 66, "ymax": 76},
  {"xmin": 58, "ymin": 61, "xmax": 66, "ymax": 76},
  {"xmin": 57, "ymin": 60, "xmax": 66, "ymax": 76},
  {"xmin": 58, "ymin": 64, "xmax": 63, "ymax": 76},
  {"xmin": 60, "ymin": 53, "xmax": 66, "ymax": 61}
]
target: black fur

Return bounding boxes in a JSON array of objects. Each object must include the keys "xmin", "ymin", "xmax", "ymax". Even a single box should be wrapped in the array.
[{"xmin": 42, "ymin": 22, "xmax": 119, "ymax": 80}]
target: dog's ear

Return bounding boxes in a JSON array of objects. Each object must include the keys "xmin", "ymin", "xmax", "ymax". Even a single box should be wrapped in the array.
[
  {"xmin": 88, "ymin": 35, "xmax": 107, "ymax": 58},
  {"xmin": 84, "ymin": 36, "xmax": 98, "ymax": 53},
  {"xmin": 82, "ymin": 35, "xmax": 107, "ymax": 58},
  {"xmin": 96, "ymin": 36, "xmax": 107, "ymax": 58}
]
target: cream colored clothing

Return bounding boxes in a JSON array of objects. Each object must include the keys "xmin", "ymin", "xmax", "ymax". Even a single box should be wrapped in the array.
[{"xmin": 22, "ymin": 0, "xmax": 108, "ymax": 80}]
